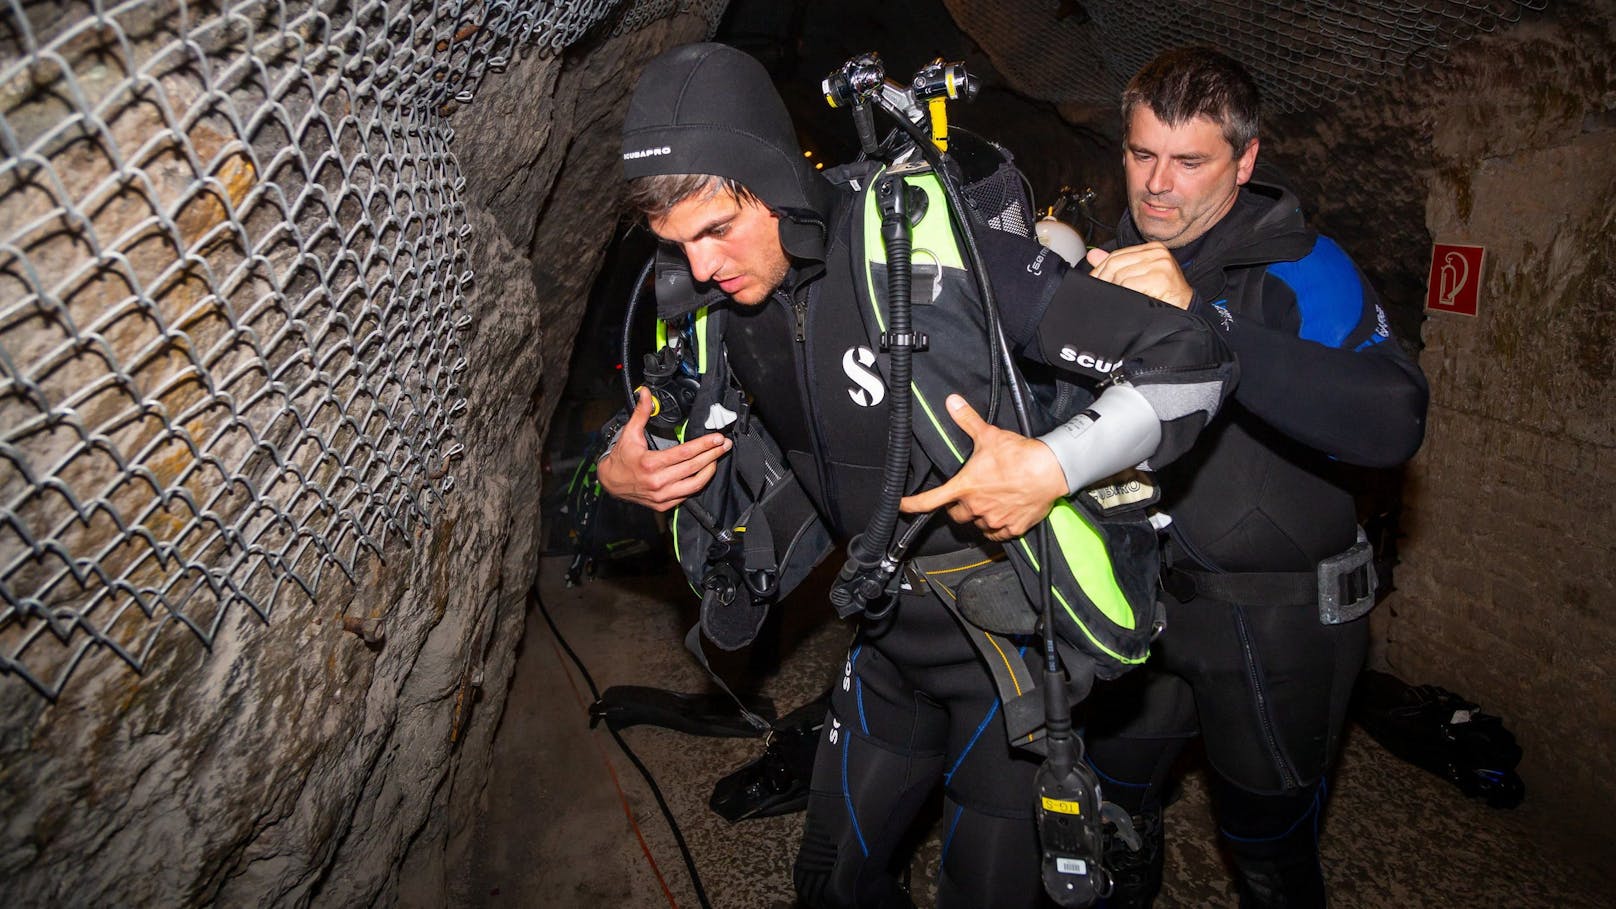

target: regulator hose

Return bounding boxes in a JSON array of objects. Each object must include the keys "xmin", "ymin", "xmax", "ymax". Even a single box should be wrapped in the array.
[
  {"xmin": 868, "ymin": 100, "xmax": 1086, "ymax": 814},
  {"xmin": 875, "ymin": 107, "xmax": 1030, "ymax": 435},
  {"xmin": 853, "ymin": 97, "xmax": 1039, "ymax": 584},
  {"xmin": 620, "ymin": 252, "xmax": 658, "ymax": 412},
  {"xmin": 614, "ymin": 251, "xmax": 724, "ymax": 543},
  {"xmin": 829, "ymin": 172, "xmax": 917, "ymax": 618}
]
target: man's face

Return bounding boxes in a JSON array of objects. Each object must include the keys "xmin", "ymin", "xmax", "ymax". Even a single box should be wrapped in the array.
[
  {"xmin": 1123, "ymin": 107, "xmax": 1258, "ymax": 248},
  {"xmin": 649, "ymin": 186, "xmax": 789, "ymax": 306}
]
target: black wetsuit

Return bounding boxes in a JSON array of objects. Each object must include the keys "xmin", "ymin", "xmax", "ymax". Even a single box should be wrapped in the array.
[
  {"xmin": 1084, "ymin": 180, "xmax": 1428, "ymax": 908},
  {"xmin": 709, "ymin": 176, "xmax": 1232, "ymax": 909},
  {"xmin": 614, "ymin": 42, "xmax": 1230, "ymax": 908}
]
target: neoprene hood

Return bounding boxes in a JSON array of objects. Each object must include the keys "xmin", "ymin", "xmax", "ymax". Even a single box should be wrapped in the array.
[{"xmin": 622, "ymin": 43, "xmax": 830, "ymax": 254}]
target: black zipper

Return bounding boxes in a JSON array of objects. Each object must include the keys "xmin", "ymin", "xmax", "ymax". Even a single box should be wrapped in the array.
[
  {"xmin": 1232, "ymin": 604, "xmax": 1299, "ymax": 788},
  {"xmin": 1108, "ymin": 358, "xmax": 1227, "ymax": 387},
  {"xmin": 780, "ymin": 287, "xmax": 845, "ymax": 538},
  {"xmin": 791, "ymin": 294, "xmax": 808, "ymax": 343}
]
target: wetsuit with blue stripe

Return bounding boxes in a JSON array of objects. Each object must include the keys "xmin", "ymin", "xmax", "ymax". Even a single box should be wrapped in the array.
[{"xmin": 1083, "ymin": 179, "xmax": 1429, "ymax": 908}]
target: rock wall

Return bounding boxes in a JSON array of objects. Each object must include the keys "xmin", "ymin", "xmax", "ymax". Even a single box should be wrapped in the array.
[
  {"xmin": 1261, "ymin": 4, "xmax": 1616, "ymax": 831},
  {"xmin": 414, "ymin": 15, "xmax": 715, "ymax": 907},
  {"xmin": 0, "ymin": 4, "xmax": 709, "ymax": 905}
]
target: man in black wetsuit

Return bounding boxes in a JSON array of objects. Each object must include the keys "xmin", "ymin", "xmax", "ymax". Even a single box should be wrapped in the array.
[
  {"xmin": 598, "ymin": 43, "xmax": 1233, "ymax": 907},
  {"xmin": 1079, "ymin": 47, "xmax": 1430, "ymax": 907}
]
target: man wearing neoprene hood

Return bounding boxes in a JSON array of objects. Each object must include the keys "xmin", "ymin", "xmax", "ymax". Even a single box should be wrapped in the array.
[
  {"xmin": 599, "ymin": 43, "xmax": 1234, "ymax": 907},
  {"xmin": 1079, "ymin": 47, "xmax": 1430, "ymax": 908}
]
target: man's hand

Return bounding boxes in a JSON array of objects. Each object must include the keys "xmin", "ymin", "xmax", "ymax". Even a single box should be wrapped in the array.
[
  {"xmin": 1086, "ymin": 242, "xmax": 1194, "ymax": 310},
  {"xmin": 899, "ymin": 395, "xmax": 1068, "ymax": 542},
  {"xmin": 597, "ymin": 388, "xmax": 731, "ymax": 512}
]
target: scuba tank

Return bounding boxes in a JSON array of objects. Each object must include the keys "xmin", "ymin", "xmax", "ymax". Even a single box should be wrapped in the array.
[{"xmin": 1035, "ymin": 187, "xmax": 1092, "ymax": 267}]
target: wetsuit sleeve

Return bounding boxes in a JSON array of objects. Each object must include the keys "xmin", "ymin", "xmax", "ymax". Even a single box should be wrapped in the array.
[
  {"xmin": 1019, "ymin": 269, "xmax": 1236, "ymax": 467},
  {"xmin": 975, "ymin": 226, "xmax": 1234, "ymax": 468},
  {"xmin": 978, "ymin": 223, "xmax": 1227, "ymax": 385},
  {"xmin": 1204, "ymin": 236, "xmax": 1428, "ymax": 468}
]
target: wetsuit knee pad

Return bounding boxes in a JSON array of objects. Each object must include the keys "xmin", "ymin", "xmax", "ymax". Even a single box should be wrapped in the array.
[
  {"xmin": 793, "ymin": 795, "xmax": 915, "ymax": 909},
  {"xmin": 794, "ymin": 800, "xmax": 838, "ymax": 905},
  {"xmin": 1082, "ymin": 672, "xmax": 1198, "ymax": 815},
  {"xmin": 1211, "ymin": 778, "xmax": 1321, "ymax": 847},
  {"xmin": 794, "ymin": 796, "xmax": 861, "ymax": 909},
  {"xmin": 1084, "ymin": 732, "xmax": 1190, "ymax": 815}
]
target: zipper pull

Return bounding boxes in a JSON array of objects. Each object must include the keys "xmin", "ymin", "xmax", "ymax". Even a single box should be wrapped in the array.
[{"xmin": 788, "ymin": 294, "xmax": 808, "ymax": 343}]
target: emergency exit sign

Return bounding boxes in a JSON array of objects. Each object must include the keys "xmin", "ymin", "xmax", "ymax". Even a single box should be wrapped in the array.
[{"xmin": 1426, "ymin": 243, "xmax": 1485, "ymax": 317}]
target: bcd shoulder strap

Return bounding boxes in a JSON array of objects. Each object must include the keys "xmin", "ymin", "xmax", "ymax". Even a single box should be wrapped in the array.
[{"xmin": 656, "ymin": 305, "xmax": 834, "ymax": 653}]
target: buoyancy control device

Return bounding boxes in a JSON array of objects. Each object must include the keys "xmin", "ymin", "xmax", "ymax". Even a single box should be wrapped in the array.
[
  {"xmin": 613, "ymin": 248, "xmax": 836, "ymax": 658},
  {"xmin": 820, "ymin": 52, "xmax": 1158, "ymax": 906}
]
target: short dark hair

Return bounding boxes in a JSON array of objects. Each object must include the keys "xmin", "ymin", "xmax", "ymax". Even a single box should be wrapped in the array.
[
  {"xmin": 1122, "ymin": 47, "xmax": 1260, "ymax": 155},
  {"xmin": 625, "ymin": 173, "xmax": 759, "ymax": 220}
]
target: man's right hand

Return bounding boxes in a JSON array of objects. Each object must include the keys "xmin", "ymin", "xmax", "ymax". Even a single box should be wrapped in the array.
[
  {"xmin": 596, "ymin": 388, "xmax": 731, "ymax": 512},
  {"xmin": 1086, "ymin": 242, "xmax": 1194, "ymax": 310}
]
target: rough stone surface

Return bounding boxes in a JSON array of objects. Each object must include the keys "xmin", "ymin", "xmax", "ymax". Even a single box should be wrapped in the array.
[
  {"xmin": 1255, "ymin": 3, "xmax": 1616, "ymax": 836},
  {"xmin": 5, "ymin": 3, "xmax": 1613, "ymax": 905},
  {"xmin": 0, "ymin": 7, "xmax": 708, "ymax": 908},
  {"xmin": 425, "ymin": 14, "xmax": 714, "ymax": 908}
]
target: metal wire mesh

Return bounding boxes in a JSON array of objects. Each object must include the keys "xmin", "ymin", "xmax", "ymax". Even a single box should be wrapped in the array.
[
  {"xmin": 945, "ymin": 0, "xmax": 1550, "ymax": 113},
  {"xmin": 0, "ymin": 0, "xmax": 726, "ymax": 699},
  {"xmin": 963, "ymin": 159, "xmax": 1036, "ymax": 238},
  {"xmin": 611, "ymin": 0, "xmax": 729, "ymax": 36}
]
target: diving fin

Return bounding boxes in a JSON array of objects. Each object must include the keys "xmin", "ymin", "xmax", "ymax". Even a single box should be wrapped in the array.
[
  {"xmin": 709, "ymin": 690, "xmax": 830, "ymax": 822},
  {"xmin": 589, "ymin": 685, "xmax": 776, "ymax": 738}
]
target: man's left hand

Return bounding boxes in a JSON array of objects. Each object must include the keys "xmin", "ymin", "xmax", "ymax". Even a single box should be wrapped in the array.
[
  {"xmin": 899, "ymin": 395, "xmax": 1068, "ymax": 542},
  {"xmin": 1086, "ymin": 242, "xmax": 1194, "ymax": 310}
]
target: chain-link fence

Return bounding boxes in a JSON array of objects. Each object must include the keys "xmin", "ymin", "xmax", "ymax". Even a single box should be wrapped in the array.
[
  {"xmin": 0, "ymin": 0, "xmax": 727, "ymax": 699},
  {"xmin": 946, "ymin": 0, "xmax": 1550, "ymax": 114}
]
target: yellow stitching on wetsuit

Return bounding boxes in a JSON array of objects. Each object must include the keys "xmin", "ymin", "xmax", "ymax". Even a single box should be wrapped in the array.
[
  {"xmin": 923, "ymin": 558, "xmax": 997, "ymax": 577},
  {"xmin": 922, "ymin": 557, "xmax": 998, "ymax": 601},
  {"xmin": 982, "ymin": 632, "xmax": 1025, "ymax": 698}
]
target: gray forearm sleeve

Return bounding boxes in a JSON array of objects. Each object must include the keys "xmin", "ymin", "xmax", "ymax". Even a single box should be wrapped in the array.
[{"xmin": 1035, "ymin": 383, "xmax": 1163, "ymax": 494}]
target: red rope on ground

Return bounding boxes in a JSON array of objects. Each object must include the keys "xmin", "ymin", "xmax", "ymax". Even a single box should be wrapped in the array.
[{"xmin": 544, "ymin": 622, "xmax": 682, "ymax": 909}]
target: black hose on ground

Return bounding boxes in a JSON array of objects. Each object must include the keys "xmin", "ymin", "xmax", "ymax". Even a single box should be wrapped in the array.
[{"xmin": 536, "ymin": 584, "xmax": 713, "ymax": 909}]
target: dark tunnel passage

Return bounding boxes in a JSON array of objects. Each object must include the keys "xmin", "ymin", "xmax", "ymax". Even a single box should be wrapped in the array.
[{"xmin": 1, "ymin": 1, "xmax": 1612, "ymax": 906}]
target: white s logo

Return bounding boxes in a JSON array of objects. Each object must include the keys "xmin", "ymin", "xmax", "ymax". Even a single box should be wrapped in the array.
[{"xmin": 842, "ymin": 346, "xmax": 886, "ymax": 407}]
